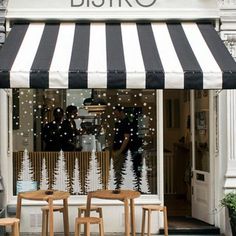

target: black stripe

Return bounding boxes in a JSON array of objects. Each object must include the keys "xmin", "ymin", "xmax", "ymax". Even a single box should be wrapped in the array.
[
  {"xmin": 69, "ymin": 23, "xmax": 90, "ymax": 89},
  {"xmin": 168, "ymin": 23, "xmax": 203, "ymax": 89},
  {"xmin": 106, "ymin": 23, "xmax": 126, "ymax": 89},
  {"xmin": 198, "ymin": 24, "xmax": 236, "ymax": 89},
  {"xmin": 30, "ymin": 23, "xmax": 60, "ymax": 88},
  {"xmin": 0, "ymin": 24, "xmax": 29, "ymax": 88},
  {"xmin": 137, "ymin": 23, "xmax": 164, "ymax": 89}
]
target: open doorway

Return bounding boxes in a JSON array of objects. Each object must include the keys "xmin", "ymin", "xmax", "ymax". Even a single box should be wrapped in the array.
[
  {"xmin": 163, "ymin": 90, "xmax": 219, "ymax": 233},
  {"xmin": 163, "ymin": 90, "xmax": 191, "ymax": 218}
]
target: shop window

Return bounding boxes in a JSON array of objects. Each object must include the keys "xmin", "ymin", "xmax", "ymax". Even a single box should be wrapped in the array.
[{"xmin": 12, "ymin": 89, "xmax": 157, "ymax": 195}]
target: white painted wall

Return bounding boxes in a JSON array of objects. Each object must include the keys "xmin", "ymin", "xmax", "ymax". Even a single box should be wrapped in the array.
[{"xmin": 6, "ymin": 0, "xmax": 219, "ymax": 20}]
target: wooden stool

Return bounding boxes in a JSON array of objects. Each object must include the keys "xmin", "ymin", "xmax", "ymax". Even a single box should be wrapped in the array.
[
  {"xmin": 0, "ymin": 218, "xmax": 20, "ymax": 236},
  {"xmin": 74, "ymin": 217, "xmax": 104, "ymax": 236},
  {"xmin": 41, "ymin": 205, "xmax": 64, "ymax": 236},
  {"xmin": 78, "ymin": 205, "xmax": 103, "ymax": 218},
  {"xmin": 141, "ymin": 205, "xmax": 168, "ymax": 236}
]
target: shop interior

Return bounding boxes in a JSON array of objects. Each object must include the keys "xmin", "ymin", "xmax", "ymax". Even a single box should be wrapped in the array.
[{"xmin": 163, "ymin": 90, "xmax": 212, "ymax": 230}]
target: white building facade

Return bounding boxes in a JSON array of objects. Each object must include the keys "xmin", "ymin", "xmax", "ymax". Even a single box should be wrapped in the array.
[{"xmin": 0, "ymin": 0, "xmax": 236, "ymax": 235}]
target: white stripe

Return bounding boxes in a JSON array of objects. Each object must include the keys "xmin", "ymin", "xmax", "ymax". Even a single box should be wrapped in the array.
[
  {"xmin": 88, "ymin": 23, "xmax": 107, "ymax": 88},
  {"xmin": 182, "ymin": 23, "xmax": 222, "ymax": 89},
  {"xmin": 121, "ymin": 23, "xmax": 145, "ymax": 89},
  {"xmin": 10, "ymin": 23, "xmax": 44, "ymax": 88},
  {"xmin": 49, "ymin": 23, "xmax": 75, "ymax": 88},
  {"xmin": 151, "ymin": 22, "xmax": 184, "ymax": 89}
]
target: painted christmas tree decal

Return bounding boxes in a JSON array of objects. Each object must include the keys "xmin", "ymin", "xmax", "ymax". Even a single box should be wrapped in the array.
[
  {"xmin": 53, "ymin": 150, "xmax": 68, "ymax": 191},
  {"xmin": 108, "ymin": 157, "xmax": 116, "ymax": 190},
  {"xmin": 40, "ymin": 157, "xmax": 48, "ymax": 190},
  {"xmin": 17, "ymin": 149, "xmax": 36, "ymax": 193},
  {"xmin": 19, "ymin": 149, "xmax": 33, "ymax": 181},
  {"xmin": 72, "ymin": 157, "xmax": 81, "ymax": 195},
  {"xmin": 140, "ymin": 156, "xmax": 150, "ymax": 194},
  {"xmin": 121, "ymin": 150, "xmax": 135, "ymax": 190},
  {"xmin": 86, "ymin": 149, "xmax": 102, "ymax": 192}
]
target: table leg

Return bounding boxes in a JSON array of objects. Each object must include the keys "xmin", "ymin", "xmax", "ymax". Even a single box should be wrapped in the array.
[
  {"xmin": 85, "ymin": 193, "xmax": 92, "ymax": 217},
  {"xmin": 16, "ymin": 195, "xmax": 22, "ymax": 233},
  {"xmin": 16, "ymin": 195, "xmax": 22, "ymax": 219},
  {"xmin": 63, "ymin": 198, "xmax": 70, "ymax": 236},
  {"xmin": 124, "ymin": 198, "xmax": 130, "ymax": 236},
  {"xmin": 130, "ymin": 199, "xmax": 136, "ymax": 236},
  {"xmin": 48, "ymin": 198, "xmax": 54, "ymax": 236}
]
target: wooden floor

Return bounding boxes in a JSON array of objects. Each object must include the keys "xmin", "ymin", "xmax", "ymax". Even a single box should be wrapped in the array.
[{"xmin": 164, "ymin": 194, "xmax": 191, "ymax": 217}]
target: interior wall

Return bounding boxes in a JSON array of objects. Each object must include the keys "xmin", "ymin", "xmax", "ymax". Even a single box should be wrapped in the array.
[{"xmin": 163, "ymin": 90, "xmax": 189, "ymax": 153}]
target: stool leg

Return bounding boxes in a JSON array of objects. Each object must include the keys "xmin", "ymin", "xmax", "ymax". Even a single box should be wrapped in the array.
[
  {"xmin": 163, "ymin": 207, "xmax": 168, "ymax": 236},
  {"xmin": 78, "ymin": 208, "xmax": 82, "ymax": 218},
  {"xmin": 45, "ymin": 210, "xmax": 49, "ymax": 236},
  {"xmin": 85, "ymin": 222, "xmax": 90, "ymax": 236},
  {"xmin": 41, "ymin": 210, "xmax": 46, "ymax": 236},
  {"xmin": 74, "ymin": 219, "xmax": 78, "ymax": 236},
  {"xmin": 78, "ymin": 222, "xmax": 81, "ymax": 236},
  {"xmin": 98, "ymin": 208, "xmax": 103, "ymax": 218},
  {"xmin": 12, "ymin": 222, "xmax": 20, "ymax": 236},
  {"xmin": 141, "ymin": 209, "xmax": 146, "ymax": 236},
  {"xmin": 147, "ymin": 209, "xmax": 151, "ymax": 236},
  {"xmin": 99, "ymin": 218, "xmax": 104, "ymax": 236}
]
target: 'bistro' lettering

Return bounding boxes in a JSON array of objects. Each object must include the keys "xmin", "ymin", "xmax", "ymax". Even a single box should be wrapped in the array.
[{"xmin": 71, "ymin": 0, "xmax": 157, "ymax": 7}]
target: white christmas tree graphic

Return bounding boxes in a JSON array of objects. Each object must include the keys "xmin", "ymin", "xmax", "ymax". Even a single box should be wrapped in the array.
[
  {"xmin": 72, "ymin": 157, "xmax": 81, "ymax": 195},
  {"xmin": 121, "ymin": 150, "xmax": 135, "ymax": 190},
  {"xmin": 140, "ymin": 156, "xmax": 150, "ymax": 193},
  {"xmin": 108, "ymin": 157, "xmax": 116, "ymax": 190},
  {"xmin": 40, "ymin": 157, "xmax": 48, "ymax": 190},
  {"xmin": 86, "ymin": 149, "xmax": 102, "ymax": 192},
  {"xmin": 17, "ymin": 149, "xmax": 36, "ymax": 193},
  {"xmin": 53, "ymin": 150, "xmax": 68, "ymax": 191},
  {"xmin": 19, "ymin": 149, "xmax": 33, "ymax": 181}
]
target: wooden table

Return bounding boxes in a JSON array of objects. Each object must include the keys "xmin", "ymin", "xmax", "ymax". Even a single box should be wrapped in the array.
[
  {"xmin": 16, "ymin": 190, "xmax": 70, "ymax": 236},
  {"xmin": 86, "ymin": 190, "xmax": 141, "ymax": 236}
]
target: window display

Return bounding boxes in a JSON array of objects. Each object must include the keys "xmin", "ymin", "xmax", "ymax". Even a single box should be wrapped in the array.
[{"xmin": 12, "ymin": 89, "xmax": 157, "ymax": 195}]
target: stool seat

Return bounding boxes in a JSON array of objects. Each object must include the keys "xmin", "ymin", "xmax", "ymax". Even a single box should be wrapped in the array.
[
  {"xmin": 41, "ymin": 205, "xmax": 64, "ymax": 212},
  {"xmin": 141, "ymin": 205, "xmax": 168, "ymax": 236},
  {"xmin": 0, "ymin": 218, "xmax": 20, "ymax": 226},
  {"xmin": 142, "ymin": 205, "xmax": 166, "ymax": 211},
  {"xmin": 78, "ymin": 205, "xmax": 101, "ymax": 211},
  {"xmin": 0, "ymin": 217, "xmax": 20, "ymax": 236},
  {"xmin": 76, "ymin": 217, "xmax": 102, "ymax": 224}
]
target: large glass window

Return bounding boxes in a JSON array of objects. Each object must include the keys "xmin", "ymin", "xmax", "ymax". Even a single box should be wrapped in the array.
[{"xmin": 12, "ymin": 89, "xmax": 157, "ymax": 195}]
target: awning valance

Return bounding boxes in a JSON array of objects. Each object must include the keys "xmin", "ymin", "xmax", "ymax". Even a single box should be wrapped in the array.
[{"xmin": 0, "ymin": 22, "xmax": 235, "ymax": 89}]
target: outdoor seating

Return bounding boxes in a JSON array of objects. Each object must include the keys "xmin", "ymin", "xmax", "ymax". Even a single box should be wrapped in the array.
[
  {"xmin": 141, "ymin": 205, "xmax": 168, "ymax": 236},
  {"xmin": 41, "ymin": 205, "xmax": 64, "ymax": 236},
  {"xmin": 78, "ymin": 205, "xmax": 103, "ymax": 218},
  {"xmin": 0, "ymin": 217, "xmax": 20, "ymax": 236},
  {"xmin": 74, "ymin": 216, "xmax": 104, "ymax": 236}
]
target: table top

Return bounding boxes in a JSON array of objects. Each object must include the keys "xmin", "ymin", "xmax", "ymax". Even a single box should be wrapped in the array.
[
  {"xmin": 18, "ymin": 190, "xmax": 70, "ymax": 201},
  {"xmin": 88, "ymin": 189, "xmax": 141, "ymax": 201}
]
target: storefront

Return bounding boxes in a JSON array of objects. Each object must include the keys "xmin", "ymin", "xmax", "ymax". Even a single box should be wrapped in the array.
[{"xmin": 0, "ymin": 0, "xmax": 236, "ymax": 234}]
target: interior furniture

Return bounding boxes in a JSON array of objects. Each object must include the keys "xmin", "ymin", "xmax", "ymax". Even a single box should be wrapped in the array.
[
  {"xmin": 78, "ymin": 205, "xmax": 103, "ymax": 218},
  {"xmin": 86, "ymin": 189, "xmax": 141, "ymax": 236},
  {"xmin": 41, "ymin": 205, "xmax": 64, "ymax": 236},
  {"xmin": 141, "ymin": 205, "xmax": 168, "ymax": 236},
  {"xmin": 74, "ymin": 216, "xmax": 104, "ymax": 236},
  {"xmin": 16, "ymin": 190, "xmax": 70, "ymax": 236},
  {"xmin": 0, "ymin": 218, "xmax": 20, "ymax": 236}
]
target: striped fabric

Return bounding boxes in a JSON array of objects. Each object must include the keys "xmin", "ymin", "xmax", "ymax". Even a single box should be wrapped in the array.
[{"xmin": 0, "ymin": 22, "xmax": 235, "ymax": 89}]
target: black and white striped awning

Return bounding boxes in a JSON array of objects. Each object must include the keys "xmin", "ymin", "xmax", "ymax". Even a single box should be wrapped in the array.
[{"xmin": 0, "ymin": 22, "xmax": 235, "ymax": 89}]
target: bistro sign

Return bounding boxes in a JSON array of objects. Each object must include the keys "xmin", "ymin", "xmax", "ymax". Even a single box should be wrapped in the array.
[
  {"xmin": 71, "ymin": 0, "xmax": 157, "ymax": 7},
  {"xmin": 6, "ymin": 0, "xmax": 219, "ymax": 20}
]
